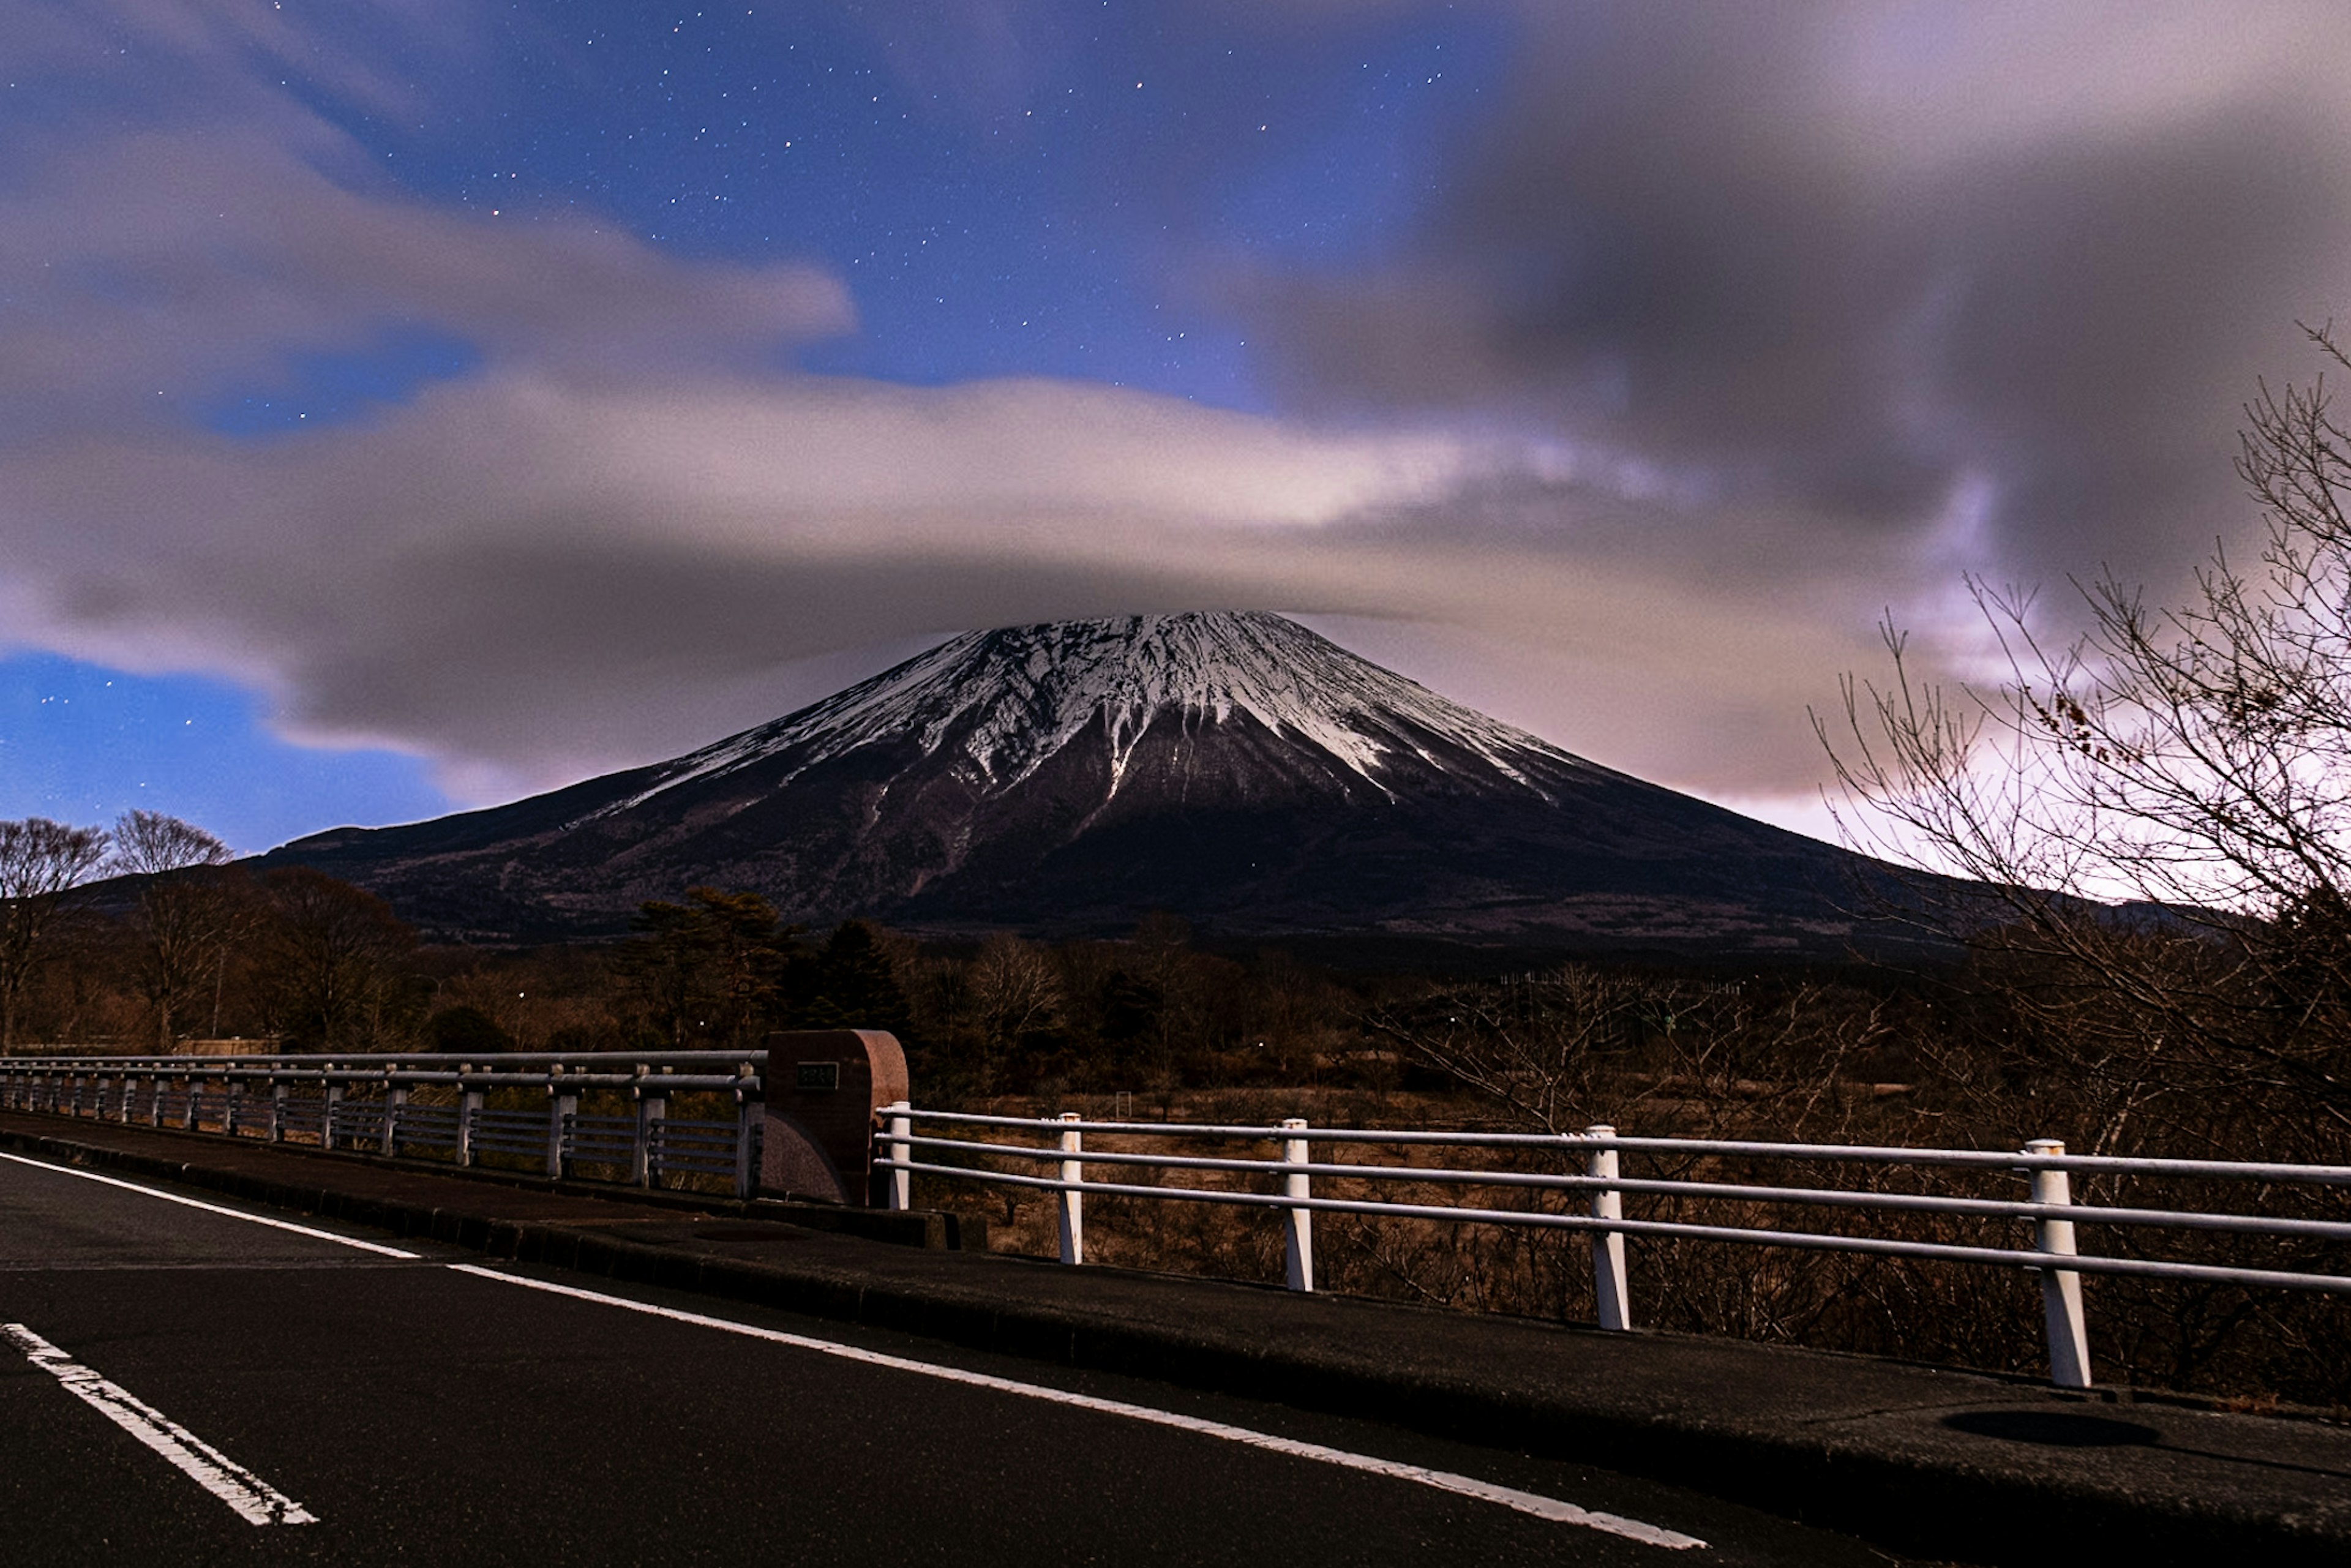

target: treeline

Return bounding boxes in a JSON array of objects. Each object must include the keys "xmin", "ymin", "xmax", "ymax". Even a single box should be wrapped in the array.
[
  {"xmin": 1, "ymin": 811, "xmax": 422, "ymax": 1053},
  {"xmin": 13, "ymin": 814, "xmax": 2351, "ymax": 1191},
  {"xmin": 0, "ymin": 816, "xmax": 1398, "ymax": 1091},
  {"xmin": 15, "ymin": 809, "xmax": 2347, "ymax": 1180}
]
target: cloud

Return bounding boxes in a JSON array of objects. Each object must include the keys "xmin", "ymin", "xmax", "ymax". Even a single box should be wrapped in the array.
[
  {"xmin": 8, "ymin": 1, "xmax": 2348, "ymax": 836},
  {"xmin": 0, "ymin": 131, "xmax": 853, "ymax": 438},
  {"xmin": 1, "ymin": 363, "xmax": 1490, "ymax": 773},
  {"xmin": 0, "ymin": 0, "xmax": 1774, "ymax": 811},
  {"xmin": 2, "ymin": 369, "xmax": 1903, "ymax": 807},
  {"xmin": 1237, "ymin": 1, "xmax": 2351, "ymax": 601}
]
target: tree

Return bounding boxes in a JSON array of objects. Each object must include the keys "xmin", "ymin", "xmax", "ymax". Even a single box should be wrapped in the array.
[
  {"xmin": 255, "ymin": 868, "xmax": 416, "ymax": 1052},
  {"xmin": 964, "ymin": 932, "xmax": 1062, "ymax": 1091},
  {"xmin": 108, "ymin": 811, "xmax": 240, "ymax": 1048},
  {"xmin": 0, "ymin": 818, "xmax": 110, "ymax": 1049},
  {"xmin": 804, "ymin": 921, "xmax": 910, "ymax": 1034},
  {"xmin": 612, "ymin": 888, "xmax": 800, "ymax": 1048},
  {"xmin": 427, "ymin": 1003, "xmax": 512, "ymax": 1055},
  {"xmin": 1824, "ymin": 324, "xmax": 2351, "ymax": 1141}
]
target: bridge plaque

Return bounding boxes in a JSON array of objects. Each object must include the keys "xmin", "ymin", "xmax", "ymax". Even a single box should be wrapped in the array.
[{"xmin": 760, "ymin": 1030, "xmax": 907, "ymax": 1205}]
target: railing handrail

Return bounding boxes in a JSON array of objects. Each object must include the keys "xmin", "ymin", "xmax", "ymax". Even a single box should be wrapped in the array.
[
  {"xmin": 0, "ymin": 1050, "xmax": 766, "ymax": 1070},
  {"xmin": 0, "ymin": 1049, "xmax": 769, "ymax": 1199},
  {"xmin": 898, "ymin": 1108, "xmax": 2351, "ymax": 1185},
  {"xmin": 887, "ymin": 1133, "xmax": 2351, "ymax": 1242},
  {"xmin": 0, "ymin": 1052, "xmax": 766, "ymax": 1094},
  {"xmin": 873, "ymin": 1101, "xmax": 2351, "ymax": 1390},
  {"xmin": 885, "ymin": 1153, "xmax": 2351, "ymax": 1295}
]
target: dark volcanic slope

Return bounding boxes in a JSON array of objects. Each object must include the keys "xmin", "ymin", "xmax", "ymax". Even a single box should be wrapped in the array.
[{"xmin": 264, "ymin": 612, "xmax": 1914, "ymax": 952}]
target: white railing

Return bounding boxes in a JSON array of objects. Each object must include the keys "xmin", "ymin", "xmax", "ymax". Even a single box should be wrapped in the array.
[
  {"xmin": 0, "ymin": 1051, "xmax": 767, "ymax": 1198},
  {"xmin": 872, "ymin": 1105, "xmax": 2351, "ymax": 1389}
]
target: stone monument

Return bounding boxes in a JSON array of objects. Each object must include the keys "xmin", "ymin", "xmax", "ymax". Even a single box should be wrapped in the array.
[{"xmin": 759, "ymin": 1029, "xmax": 907, "ymax": 1205}]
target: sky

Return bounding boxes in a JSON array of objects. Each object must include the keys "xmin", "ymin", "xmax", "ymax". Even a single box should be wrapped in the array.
[{"xmin": 3, "ymin": 1, "xmax": 2349, "ymax": 854}]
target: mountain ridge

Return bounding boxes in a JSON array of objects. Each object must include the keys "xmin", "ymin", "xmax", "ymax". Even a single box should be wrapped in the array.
[{"xmin": 264, "ymin": 612, "xmax": 1924, "ymax": 955}]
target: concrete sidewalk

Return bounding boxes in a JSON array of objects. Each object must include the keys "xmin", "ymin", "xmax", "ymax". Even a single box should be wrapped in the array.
[{"xmin": 3, "ymin": 1109, "xmax": 2343, "ymax": 1566}]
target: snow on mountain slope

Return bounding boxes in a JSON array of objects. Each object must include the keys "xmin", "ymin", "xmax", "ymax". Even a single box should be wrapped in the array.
[
  {"xmin": 588, "ymin": 612, "xmax": 1595, "ymax": 819},
  {"xmin": 266, "ymin": 608, "xmax": 1940, "ymax": 953}
]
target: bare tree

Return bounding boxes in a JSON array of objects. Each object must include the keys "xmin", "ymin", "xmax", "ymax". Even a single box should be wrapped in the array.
[
  {"xmin": 968, "ymin": 932, "xmax": 1063, "ymax": 1091},
  {"xmin": 1823, "ymin": 324, "xmax": 2351, "ymax": 1142},
  {"xmin": 1366, "ymin": 967, "xmax": 1883, "ymax": 1140},
  {"xmin": 0, "ymin": 818, "xmax": 110, "ymax": 1049},
  {"xmin": 255, "ymin": 868, "xmax": 417, "ymax": 1051},
  {"xmin": 108, "ymin": 811, "xmax": 240, "ymax": 1049}
]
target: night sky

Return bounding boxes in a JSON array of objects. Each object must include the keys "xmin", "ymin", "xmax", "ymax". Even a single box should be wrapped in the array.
[{"xmin": 4, "ymin": 2, "xmax": 2347, "ymax": 851}]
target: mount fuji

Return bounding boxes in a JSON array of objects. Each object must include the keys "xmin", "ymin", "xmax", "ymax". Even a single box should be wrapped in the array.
[{"xmin": 264, "ymin": 612, "xmax": 1921, "ymax": 955}]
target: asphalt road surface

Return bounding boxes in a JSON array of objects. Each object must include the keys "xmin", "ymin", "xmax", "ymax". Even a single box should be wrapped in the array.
[{"xmin": 0, "ymin": 1152, "xmax": 1930, "ymax": 1566}]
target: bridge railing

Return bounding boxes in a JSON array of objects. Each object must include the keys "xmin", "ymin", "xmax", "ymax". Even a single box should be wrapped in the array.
[
  {"xmin": 874, "ymin": 1105, "xmax": 2351, "ymax": 1389},
  {"xmin": 0, "ymin": 1051, "xmax": 767, "ymax": 1198}
]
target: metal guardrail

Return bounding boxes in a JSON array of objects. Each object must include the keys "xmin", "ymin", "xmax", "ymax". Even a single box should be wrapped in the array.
[
  {"xmin": 873, "ymin": 1105, "xmax": 2351, "ymax": 1389},
  {"xmin": 0, "ymin": 1052, "xmax": 767, "ymax": 1198}
]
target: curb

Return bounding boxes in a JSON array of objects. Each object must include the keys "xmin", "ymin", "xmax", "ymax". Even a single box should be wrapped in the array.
[{"xmin": 4, "ymin": 1125, "xmax": 2342, "ymax": 1567}]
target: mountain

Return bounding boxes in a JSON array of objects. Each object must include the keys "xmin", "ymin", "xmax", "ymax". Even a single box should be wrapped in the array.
[{"xmin": 263, "ymin": 612, "xmax": 1928, "ymax": 955}]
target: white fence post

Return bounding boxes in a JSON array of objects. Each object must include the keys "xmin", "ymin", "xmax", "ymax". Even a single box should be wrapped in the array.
[
  {"xmin": 1057, "ymin": 1112, "xmax": 1084, "ymax": 1266},
  {"xmin": 181, "ymin": 1075, "xmax": 200, "ymax": 1130},
  {"xmin": 321, "ymin": 1076, "xmax": 342, "ymax": 1149},
  {"xmin": 268, "ymin": 1081, "xmax": 287, "ymax": 1142},
  {"xmin": 1281, "ymin": 1117, "xmax": 1314, "ymax": 1292},
  {"xmin": 885, "ymin": 1100, "xmax": 913, "ymax": 1212},
  {"xmin": 2027, "ymin": 1138, "xmax": 2093, "ymax": 1389},
  {"xmin": 549, "ymin": 1090, "xmax": 577, "ymax": 1179},
  {"xmin": 381, "ymin": 1083, "xmax": 407, "ymax": 1155},
  {"xmin": 636, "ymin": 1090, "xmax": 666, "ymax": 1188},
  {"xmin": 457, "ymin": 1074, "xmax": 482, "ymax": 1167},
  {"xmin": 1586, "ymin": 1124, "xmax": 1633, "ymax": 1331},
  {"xmin": 734, "ymin": 1092, "xmax": 762, "ymax": 1199}
]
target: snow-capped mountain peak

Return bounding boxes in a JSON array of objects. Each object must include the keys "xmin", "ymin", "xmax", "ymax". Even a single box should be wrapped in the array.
[
  {"xmin": 591, "ymin": 612, "xmax": 1593, "ymax": 818},
  {"xmin": 274, "ymin": 609, "xmax": 1901, "ymax": 956}
]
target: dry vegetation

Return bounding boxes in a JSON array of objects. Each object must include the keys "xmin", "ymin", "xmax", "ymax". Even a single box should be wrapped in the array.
[{"xmin": 909, "ymin": 957, "xmax": 2351, "ymax": 1411}]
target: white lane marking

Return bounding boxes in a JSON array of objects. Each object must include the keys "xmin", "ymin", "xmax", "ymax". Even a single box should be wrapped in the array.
[
  {"xmin": 2, "ymin": 1322, "xmax": 317, "ymax": 1526},
  {"xmin": 0, "ymin": 1150, "xmax": 420, "ymax": 1259},
  {"xmin": 449, "ymin": 1264, "xmax": 1707, "ymax": 1550}
]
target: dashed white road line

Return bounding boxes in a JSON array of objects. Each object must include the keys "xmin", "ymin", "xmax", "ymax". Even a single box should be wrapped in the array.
[
  {"xmin": 448, "ymin": 1264, "xmax": 1709, "ymax": 1550},
  {"xmin": 0, "ymin": 1150, "xmax": 419, "ymax": 1259},
  {"xmin": 2, "ymin": 1322, "xmax": 316, "ymax": 1526}
]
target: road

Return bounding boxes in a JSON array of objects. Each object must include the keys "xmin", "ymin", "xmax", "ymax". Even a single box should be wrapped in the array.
[{"xmin": 0, "ymin": 1151, "xmax": 1922, "ymax": 1566}]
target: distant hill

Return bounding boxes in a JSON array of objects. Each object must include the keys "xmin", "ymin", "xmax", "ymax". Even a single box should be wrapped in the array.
[{"xmin": 260, "ymin": 611, "xmax": 1941, "ymax": 955}]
